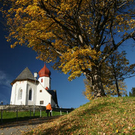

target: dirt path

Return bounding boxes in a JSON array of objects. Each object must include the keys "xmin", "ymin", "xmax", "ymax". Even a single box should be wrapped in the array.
[{"xmin": 0, "ymin": 116, "xmax": 61, "ymax": 135}]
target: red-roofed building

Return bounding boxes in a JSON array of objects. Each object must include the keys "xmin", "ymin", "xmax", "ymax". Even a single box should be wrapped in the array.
[{"xmin": 10, "ymin": 65, "xmax": 58, "ymax": 107}]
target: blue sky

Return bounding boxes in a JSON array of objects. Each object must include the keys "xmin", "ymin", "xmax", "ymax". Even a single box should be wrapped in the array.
[
  {"xmin": 0, "ymin": 15, "xmax": 89, "ymax": 107},
  {"xmin": 0, "ymin": 15, "xmax": 135, "ymax": 108},
  {"xmin": 0, "ymin": 37, "xmax": 89, "ymax": 108}
]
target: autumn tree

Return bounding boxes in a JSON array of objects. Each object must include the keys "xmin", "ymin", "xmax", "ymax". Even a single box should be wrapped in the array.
[
  {"xmin": 83, "ymin": 78, "xmax": 127, "ymax": 100},
  {"xmin": 129, "ymin": 87, "xmax": 135, "ymax": 97},
  {"xmin": 1, "ymin": 0, "xmax": 135, "ymax": 98},
  {"xmin": 83, "ymin": 51, "xmax": 131, "ymax": 99},
  {"xmin": 108, "ymin": 51, "xmax": 135, "ymax": 96}
]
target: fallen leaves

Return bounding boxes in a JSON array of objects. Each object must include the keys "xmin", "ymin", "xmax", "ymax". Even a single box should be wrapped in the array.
[{"xmin": 22, "ymin": 97, "xmax": 135, "ymax": 135}]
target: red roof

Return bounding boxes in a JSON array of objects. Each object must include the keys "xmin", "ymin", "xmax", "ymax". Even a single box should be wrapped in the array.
[{"xmin": 38, "ymin": 64, "xmax": 51, "ymax": 77}]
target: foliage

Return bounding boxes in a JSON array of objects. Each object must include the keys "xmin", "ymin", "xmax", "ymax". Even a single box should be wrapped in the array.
[
  {"xmin": 83, "ymin": 50, "xmax": 133, "ymax": 99},
  {"xmin": 24, "ymin": 97, "xmax": 135, "ymax": 135},
  {"xmin": 1, "ymin": 0, "xmax": 135, "ymax": 97},
  {"xmin": 129, "ymin": 87, "xmax": 135, "ymax": 97},
  {"xmin": 83, "ymin": 78, "xmax": 127, "ymax": 100},
  {"xmin": 107, "ymin": 51, "xmax": 135, "ymax": 81},
  {"xmin": 103, "ymin": 50, "xmax": 135, "ymax": 96}
]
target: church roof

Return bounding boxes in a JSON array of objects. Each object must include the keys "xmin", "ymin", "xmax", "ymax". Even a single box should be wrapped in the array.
[
  {"xmin": 38, "ymin": 64, "xmax": 51, "ymax": 77},
  {"xmin": 11, "ymin": 67, "xmax": 36, "ymax": 85},
  {"xmin": 48, "ymin": 90, "xmax": 58, "ymax": 106}
]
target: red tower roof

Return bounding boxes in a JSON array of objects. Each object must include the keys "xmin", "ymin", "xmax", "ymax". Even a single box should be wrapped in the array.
[{"xmin": 38, "ymin": 64, "xmax": 51, "ymax": 77}]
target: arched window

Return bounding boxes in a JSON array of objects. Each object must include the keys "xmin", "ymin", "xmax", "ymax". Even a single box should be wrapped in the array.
[
  {"xmin": 18, "ymin": 88, "xmax": 23, "ymax": 100},
  {"xmin": 29, "ymin": 89, "xmax": 32, "ymax": 100}
]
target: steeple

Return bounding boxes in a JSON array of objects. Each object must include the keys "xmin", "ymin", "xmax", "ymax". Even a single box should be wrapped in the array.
[
  {"xmin": 38, "ymin": 64, "xmax": 51, "ymax": 89},
  {"xmin": 38, "ymin": 64, "xmax": 51, "ymax": 77}
]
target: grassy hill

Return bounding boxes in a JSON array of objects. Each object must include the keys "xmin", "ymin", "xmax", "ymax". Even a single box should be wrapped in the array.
[{"xmin": 25, "ymin": 97, "xmax": 135, "ymax": 135}]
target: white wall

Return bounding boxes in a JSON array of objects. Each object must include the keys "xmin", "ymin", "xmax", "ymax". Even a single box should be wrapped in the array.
[
  {"xmin": 38, "ymin": 76, "xmax": 51, "ymax": 89},
  {"xmin": 27, "ymin": 82, "xmax": 37, "ymax": 105},
  {"xmin": 10, "ymin": 80, "xmax": 56, "ymax": 107},
  {"xmin": 10, "ymin": 81, "xmax": 28, "ymax": 105},
  {"xmin": 10, "ymin": 83, "xmax": 16, "ymax": 104},
  {"xmin": 36, "ymin": 83, "xmax": 51, "ymax": 106}
]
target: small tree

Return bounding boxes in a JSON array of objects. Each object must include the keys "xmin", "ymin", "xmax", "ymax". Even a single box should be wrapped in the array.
[
  {"xmin": 129, "ymin": 88, "xmax": 135, "ymax": 97},
  {"xmin": 106, "ymin": 51, "xmax": 135, "ymax": 96},
  {"xmin": 83, "ymin": 50, "xmax": 135, "ymax": 99},
  {"xmin": 83, "ymin": 77, "xmax": 127, "ymax": 100}
]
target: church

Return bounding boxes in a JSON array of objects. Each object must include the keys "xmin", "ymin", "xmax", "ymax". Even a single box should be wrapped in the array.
[{"xmin": 10, "ymin": 64, "xmax": 58, "ymax": 107}]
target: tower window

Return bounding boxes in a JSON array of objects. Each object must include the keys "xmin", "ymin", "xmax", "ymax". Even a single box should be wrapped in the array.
[
  {"xmin": 29, "ymin": 89, "xmax": 32, "ymax": 100},
  {"xmin": 41, "ymin": 79, "xmax": 43, "ymax": 82}
]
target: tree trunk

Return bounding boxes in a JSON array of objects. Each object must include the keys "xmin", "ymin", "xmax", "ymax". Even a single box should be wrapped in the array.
[
  {"xmin": 112, "ymin": 63, "xmax": 121, "ymax": 97},
  {"xmin": 91, "ymin": 65, "xmax": 106, "ymax": 98},
  {"xmin": 114, "ymin": 77, "xmax": 121, "ymax": 97}
]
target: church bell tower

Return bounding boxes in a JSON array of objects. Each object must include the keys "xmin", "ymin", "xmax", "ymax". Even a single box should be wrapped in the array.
[{"xmin": 38, "ymin": 64, "xmax": 51, "ymax": 89}]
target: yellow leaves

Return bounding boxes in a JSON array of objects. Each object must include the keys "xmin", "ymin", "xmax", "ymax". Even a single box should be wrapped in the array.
[
  {"xmin": 60, "ymin": 3, "xmax": 70, "ymax": 11},
  {"xmin": 59, "ymin": 47, "xmax": 99, "ymax": 80},
  {"xmin": 115, "ymin": 14, "xmax": 135, "ymax": 32},
  {"xmin": 10, "ymin": 45, "xmax": 14, "ymax": 48},
  {"xmin": 9, "ymin": 31, "xmax": 16, "ymax": 36},
  {"xmin": 8, "ymin": 8, "xmax": 14, "ymax": 13},
  {"xmin": 116, "ymin": 129, "xmax": 119, "ymax": 133},
  {"xmin": 10, "ymin": 41, "xmax": 18, "ymax": 48},
  {"xmin": 4, "ymin": 0, "xmax": 135, "ymax": 86},
  {"xmin": 24, "ymin": 5, "xmax": 40, "ymax": 16}
]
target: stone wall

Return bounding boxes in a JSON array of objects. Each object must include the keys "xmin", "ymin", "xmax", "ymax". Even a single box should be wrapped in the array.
[{"xmin": 0, "ymin": 105, "xmax": 45, "ymax": 111}]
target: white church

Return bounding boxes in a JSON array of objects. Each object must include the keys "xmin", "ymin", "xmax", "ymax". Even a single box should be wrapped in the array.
[{"xmin": 10, "ymin": 64, "xmax": 58, "ymax": 107}]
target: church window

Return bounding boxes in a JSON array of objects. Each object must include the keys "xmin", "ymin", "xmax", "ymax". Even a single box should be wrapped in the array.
[
  {"xmin": 18, "ymin": 89, "xmax": 23, "ymax": 100},
  {"xmin": 29, "ymin": 89, "xmax": 32, "ymax": 100},
  {"xmin": 40, "ymin": 101, "xmax": 44, "ymax": 104},
  {"xmin": 41, "ymin": 79, "xmax": 43, "ymax": 82},
  {"xmin": 40, "ymin": 90, "xmax": 42, "ymax": 92}
]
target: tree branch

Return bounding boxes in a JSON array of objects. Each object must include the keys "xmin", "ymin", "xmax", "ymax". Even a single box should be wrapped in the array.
[{"xmin": 100, "ymin": 31, "xmax": 135, "ymax": 66}]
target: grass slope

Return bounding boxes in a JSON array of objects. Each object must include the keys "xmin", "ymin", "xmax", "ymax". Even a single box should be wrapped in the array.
[{"xmin": 25, "ymin": 97, "xmax": 135, "ymax": 135}]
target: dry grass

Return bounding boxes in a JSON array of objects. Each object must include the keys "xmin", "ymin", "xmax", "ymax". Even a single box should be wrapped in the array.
[{"xmin": 24, "ymin": 97, "xmax": 135, "ymax": 135}]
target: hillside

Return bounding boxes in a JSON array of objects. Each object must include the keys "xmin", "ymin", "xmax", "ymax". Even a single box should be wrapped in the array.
[{"xmin": 25, "ymin": 97, "xmax": 135, "ymax": 135}]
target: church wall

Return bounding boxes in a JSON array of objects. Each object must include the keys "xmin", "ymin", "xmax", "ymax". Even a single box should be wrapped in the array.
[
  {"xmin": 10, "ymin": 81, "xmax": 28, "ymax": 105},
  {"xmin": 36, "ymin": 83, "xmax": 51, "ymax": 106},
  {"xmin": 10, "ymin": 83, "xmax": 16, "ymax": 104},
  {"xmin": 27, "ymin": 81, "xmax": 37, "ymax": 105},
  {"xmin": 38, "ymin": 77, "xmax": 51, "ymax": 89}
]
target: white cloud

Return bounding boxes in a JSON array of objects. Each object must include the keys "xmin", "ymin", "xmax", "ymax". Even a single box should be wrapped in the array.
[{"xmin": 0, "ymin": 70, "xmax": 12, "ymax": 88}]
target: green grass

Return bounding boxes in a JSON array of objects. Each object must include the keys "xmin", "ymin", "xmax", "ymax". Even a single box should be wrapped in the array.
[
  {"xmin": 0, "ymin": 110, "xmax": 66, "ymax": 124},
  {"xmin": 25, "ymin": 97, "xmax": 135, "ymax": 135}
]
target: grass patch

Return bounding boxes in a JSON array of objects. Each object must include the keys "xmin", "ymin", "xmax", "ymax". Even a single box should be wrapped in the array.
[
  {"xmin": 0, "ymin": 110, "xmax": 66, "ymax": 124},
  {"xmin": 25, "ymin": 97, "xmax": 135, "ymax": 135}
]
